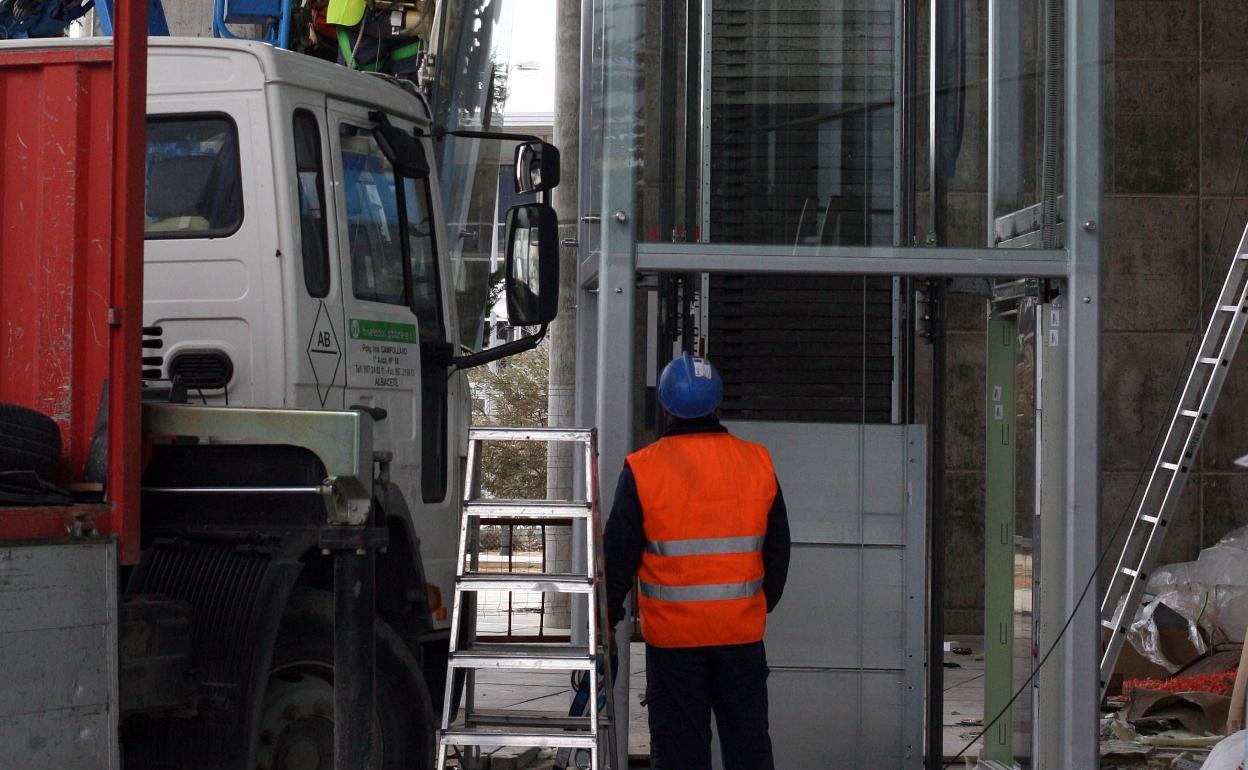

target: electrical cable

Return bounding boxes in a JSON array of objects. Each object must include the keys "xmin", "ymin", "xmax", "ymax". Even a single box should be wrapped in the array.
[{"xmin": 941, "ymin": 125, "xmax": 1248, "ymax": 769}]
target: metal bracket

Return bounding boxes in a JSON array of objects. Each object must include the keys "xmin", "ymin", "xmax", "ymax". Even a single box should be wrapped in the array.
[{"xmin": 142, "ymin": 404, "xmax": 374, "ymax": 525}]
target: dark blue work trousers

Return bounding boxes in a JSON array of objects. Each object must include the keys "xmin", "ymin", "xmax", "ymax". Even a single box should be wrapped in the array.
[{"xmin": 645, "ymin": 640, "xmax": 775, "ymax": 770}]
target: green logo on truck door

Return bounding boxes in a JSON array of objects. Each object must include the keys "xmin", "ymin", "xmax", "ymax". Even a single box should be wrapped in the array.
[
  {"xmin": 348, "ymin": 319, "xmax": 418, "ymax": 389},
  {"xmin": 349, "ymin": 318, "xmax": 418, "ymax": 343}
]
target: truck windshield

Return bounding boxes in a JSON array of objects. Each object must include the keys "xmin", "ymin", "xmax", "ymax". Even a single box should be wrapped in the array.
[
  {"xmin": 144, "ymin": 115, "xmax": 243, "ymax": 239},
  {"xmin": 340, "ymin": 126, "xmax": 443, "ymax": 342}
]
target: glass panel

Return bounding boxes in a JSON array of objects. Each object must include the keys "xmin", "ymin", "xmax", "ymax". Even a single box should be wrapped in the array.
[
  {"xmin": 986, "ymin": 0, "xmax": 1063, "ymax": 249},
  {"xmin": 432, "ymin": 0, "xmax": 516, "ymax": 351},
  {"xmin": 144, "ymin": 116, "xmax": 243, "ymax": 239},
  {"xmin": 340, "ymin": 126, "xmax": 407, "ymax": 305},
  {"xmin": 293, "ymin": 110, "xmax": 330, "ymax": 298}
]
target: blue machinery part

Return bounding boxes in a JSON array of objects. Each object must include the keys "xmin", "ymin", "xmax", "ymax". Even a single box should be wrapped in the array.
[
  {"xmin": 92, "ymin": 0, "xmax": 168, "ymax": 35},
  {"xmin": 92, "ymin": 0, "xmax": 289, "ymax": 48},
  {"xmin": 210, "ymin": 0, "xmax": 292, "ymax": 50}
]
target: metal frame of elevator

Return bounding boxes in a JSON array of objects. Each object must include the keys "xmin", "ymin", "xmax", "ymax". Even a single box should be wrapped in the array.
[{"xmin": 569, "ymin": 0, "xmax": 1107, "ymax": 766}]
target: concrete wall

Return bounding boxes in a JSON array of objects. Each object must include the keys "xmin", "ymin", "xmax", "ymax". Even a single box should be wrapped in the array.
[{"xmin": 936, "ymin": 0, "xmax": 1248, "ymax": 634}]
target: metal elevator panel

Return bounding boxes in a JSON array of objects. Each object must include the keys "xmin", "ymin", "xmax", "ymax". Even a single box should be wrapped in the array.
[
  {"xmin": 0, "ymin": 540, "xmax": 120, "ymax": 770},
  {"xmin": 718, "ymin": 421, "xmax": 926, "ymax": 770}
]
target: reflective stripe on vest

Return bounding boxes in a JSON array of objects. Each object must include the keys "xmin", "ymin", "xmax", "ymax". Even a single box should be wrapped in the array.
[
  {"xmin": 638, "ymin": 577, "xmax": 764, "ymax": 602},
  {"xmin": 644, "ymin": 534, "xmax": 764, "ymax": 557}
]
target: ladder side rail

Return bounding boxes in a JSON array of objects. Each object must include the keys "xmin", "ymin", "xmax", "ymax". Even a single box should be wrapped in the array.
[{"xmin": 588, "ymin": 432, "xmax": 620, "ymax": 766}]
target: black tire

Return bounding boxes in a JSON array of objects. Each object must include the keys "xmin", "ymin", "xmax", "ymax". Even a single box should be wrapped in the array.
[
  {"xmin": 0, "ymin": 401, "xmax": 61, "ymax": 479},
  {"xmin": 256, "ymin": 587, "xmax": 435, "ymax": 770}
]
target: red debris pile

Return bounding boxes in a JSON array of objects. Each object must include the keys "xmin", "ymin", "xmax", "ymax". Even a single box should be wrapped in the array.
[{"xmin": 1122, "ymin": 668, "xmax": 1239, "ymax": 698}]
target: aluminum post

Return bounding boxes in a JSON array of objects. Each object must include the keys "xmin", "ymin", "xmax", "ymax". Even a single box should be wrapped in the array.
[
  {"xmin": 593, "ymin": 0, "xmax": 643, "ymax": 764},
  {"xmin": 1060, "ymin": 0, "xmax": 1104, "ymax": 762}
]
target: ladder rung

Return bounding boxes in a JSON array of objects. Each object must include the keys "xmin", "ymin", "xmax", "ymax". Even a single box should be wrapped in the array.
[
  {"xmin": 465, "ymin": 709, "xmax": 608, "ymax": 730},
  {"xmin": 440, "ymin": 729, "xmax": 598, "ymax": 750},
  {"xmin": 1180, "ymin": 409, "xmax": 1201, "ymax": 418},
  {"xmin": 1222, "ymin": 305, "xmax": 1243, "ymax": 313},
  {"xmin": 1160, "ymin": 462, "xmax": 1181, "ymax": 471},
  {"xmin": 470, "ymin": 427, "xmax": 594, "ymax": 442},
  {"xmin": 1141, "ymin": 514, "xmax": 1161, "ymax": 525},
  {"xmin": 458, "ymin": 573, "xmax": 594, "ymax": 593},
  {"xmin": 1101, "ymin": 618, "xmax": 1118, "ymax": 631},
  {"xmin": 1122, "ymin": 567, "xmax": 1142, "ymax": 579},
  {"xmin": 463, "ymin": 499, "xmax": 592, "ymax": 518},
  {"xmin": 1200, "ymin": 357, "xmax": 1222, "ymax": 365},
  {"xmin": 450, "ymin": 644, "xmax": 595, "ymax": 671}
]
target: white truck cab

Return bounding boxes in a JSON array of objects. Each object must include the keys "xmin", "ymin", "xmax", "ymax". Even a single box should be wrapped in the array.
[{"xmin": 142, "ymin": 39, "xmax": 465, "ymax": 625}]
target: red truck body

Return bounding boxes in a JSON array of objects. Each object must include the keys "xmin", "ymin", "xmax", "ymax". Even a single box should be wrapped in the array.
[{"xmin": 0, "ymin": 26, "xmax": 147, "ymax": 562}]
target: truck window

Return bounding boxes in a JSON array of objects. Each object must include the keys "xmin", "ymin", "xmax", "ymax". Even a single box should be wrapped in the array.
[
  {"xmin": 340, "ymin": 126, "xmax": 406, "ymax": 305},
  {"xmin": 403, "ymin": 176, "xmax": 444, "ymax": 342},
  {"xmin": 294, "ymin": 111, "xmax": 330, "ymax": 298},
  {"xmin": 144, "ymin": 115, "xmax": 243, "ymax": 238},
  {"xmin": 340, "ymin": 126, "xmax": 442, "ymax": 328}
]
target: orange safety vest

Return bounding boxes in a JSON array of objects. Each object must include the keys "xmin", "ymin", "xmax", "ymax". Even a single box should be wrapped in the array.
[{"xmin": 627, "ymin": 431, "xmax": 777, "ymax": 648}]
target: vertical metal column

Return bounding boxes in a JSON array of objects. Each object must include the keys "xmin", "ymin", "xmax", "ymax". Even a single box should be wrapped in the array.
[
  {"xmin": 1035, "ymin": 298, "xmax": 1068, "ymax": 769},
  {"xmin": 593, "ymin": 0, "xmax": 643, "ymax": 764},
  {"xmin": 926, "ymin": 280, "xmax": 946, "ymax": 770},
  {"xmin": 1059, "ymin": 0, "xmax": 1103, "ymax": 761},
  {"xmin": 984, "ymin": 315, "xmax": 1018, "ymax": 762},
  {"xmin": 110, "ymin": 0, "xmax": 148, "ymax": 565},
  {"xmin": 335, "ymin": 547, "xmax": 376, "ymax": 770}
]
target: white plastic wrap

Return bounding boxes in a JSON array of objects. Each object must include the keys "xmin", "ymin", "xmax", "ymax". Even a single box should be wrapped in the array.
[
  {"xmin": 1126, "ymin": 526, "xmax": 1248, "ymax": 672},
  {"xmin": 1202, "ymin": 730, "xmax": 1247, "ymax": 770}
]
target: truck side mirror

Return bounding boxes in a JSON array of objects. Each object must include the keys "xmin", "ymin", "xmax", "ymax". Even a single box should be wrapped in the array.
[
  {"xmin": 514, "ymin": 141, "xmax": 560, "ymax": 194},
  {"xmin": 504, "ymin": 202, "xmax": 559, "ymax": 326},
  {"xmin": 372, "ymin": 124, "xmax": 430, "ymax": 179}
]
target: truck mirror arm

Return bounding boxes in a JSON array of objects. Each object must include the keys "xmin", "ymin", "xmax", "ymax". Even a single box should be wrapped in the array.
[
  {"xmin": 427, "ymin": 127, "xmax": 545, "ymax": 144},
  {"xmin": 448, "ymin": 325, "xmax": 548, "ymax": 372}
]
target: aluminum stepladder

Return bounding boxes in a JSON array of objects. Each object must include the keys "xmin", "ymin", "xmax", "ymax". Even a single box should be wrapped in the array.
[
  {"xmin": 437, "ymin": 426, "xmax": 618, "ymax": 770},
  {"xmin": 1099, "ymin": 222, "xmax": 1248, "ymax": 697}
]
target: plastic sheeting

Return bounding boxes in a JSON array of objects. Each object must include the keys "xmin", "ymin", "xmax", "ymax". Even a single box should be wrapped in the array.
[{"xmin": 1126, "ymin": 526, "xmax": 1248, "ymax": 672}]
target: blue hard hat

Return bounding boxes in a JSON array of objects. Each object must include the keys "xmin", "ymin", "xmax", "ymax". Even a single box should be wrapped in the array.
[{"xmin": 658, "ymin": 353, "xmax": 724, "ymax": 419}]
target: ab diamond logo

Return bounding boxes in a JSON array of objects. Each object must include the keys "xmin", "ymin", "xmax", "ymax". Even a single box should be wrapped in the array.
[{"xmin": 306, "ymin": 301, "xmax": 342, "ymax": 406}]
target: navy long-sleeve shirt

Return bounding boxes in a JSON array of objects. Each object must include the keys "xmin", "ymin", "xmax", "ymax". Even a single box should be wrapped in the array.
[{"xmin": 602, "ymin": 415, "xmax": 792, "ymax": 628}]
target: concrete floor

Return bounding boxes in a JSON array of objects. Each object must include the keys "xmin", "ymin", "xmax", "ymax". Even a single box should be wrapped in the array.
[{"xmin": 457, "ymin": 602, "xmax": 995, "ymax": 768}]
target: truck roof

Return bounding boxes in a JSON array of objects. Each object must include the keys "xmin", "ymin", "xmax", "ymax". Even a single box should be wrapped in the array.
[{"xmin": 0, "ymin": 37, "xmax": 432, "ymax": 125}]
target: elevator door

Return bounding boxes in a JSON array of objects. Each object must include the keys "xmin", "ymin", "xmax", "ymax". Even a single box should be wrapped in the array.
[{"xmin": 718, "ymin": 421, "xmax": 927, "ymax": 770}]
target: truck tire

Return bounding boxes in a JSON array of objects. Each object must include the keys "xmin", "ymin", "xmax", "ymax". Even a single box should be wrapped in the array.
[
  {"xmin": 257, "ymin": 588, "xmax": 435, "ymax": 770},
  {"xmin": 0, "ymin": 401, "xmax": 61, "ymax": 480}
]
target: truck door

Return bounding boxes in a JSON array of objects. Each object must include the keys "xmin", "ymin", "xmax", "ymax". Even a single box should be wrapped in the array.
[{"xmin": 328, "ymin": 100, "xmax": 450, "ymax": 527}]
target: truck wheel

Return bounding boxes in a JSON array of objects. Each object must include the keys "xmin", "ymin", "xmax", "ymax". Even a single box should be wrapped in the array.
[
  {"xmin": 258, "ymin": 588, "xmax": 435, "ymax": 770},
  {"xmin": 0, "ymin": 401, "xmax": 61, "ymax": 480}
]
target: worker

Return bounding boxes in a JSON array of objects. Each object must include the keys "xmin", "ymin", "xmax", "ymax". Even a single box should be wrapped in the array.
[{"xmin": 604, "ymin": 353, "xmax": 791, "ymax": 770}]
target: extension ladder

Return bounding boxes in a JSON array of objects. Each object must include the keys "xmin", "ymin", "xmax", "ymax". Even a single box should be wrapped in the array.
[
  {"xmin": 437, "ymin": 427, "xmax": 617, "ymax": 770},
  {"xmin": 1099, "ymin": 222, "xmax": 1248, "ymax": 697}
]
